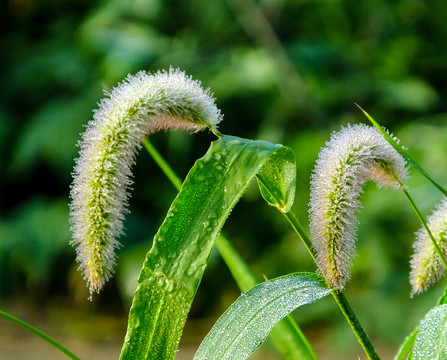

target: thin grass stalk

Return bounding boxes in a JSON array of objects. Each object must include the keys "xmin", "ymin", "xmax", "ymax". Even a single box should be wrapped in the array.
[
  {"xmin": 256, "ymin": 161, "xmax": 380, "ymax": 359},
  {"xmin": 403, "ymin": 189, "xmax": 447, "ymax": 270},
  {"xmin": 255, "ymin": 140, "xmax": 382, "ymax": 360},
  {"xmin": 281, "ymin": 210, "xmax": 381, "ymax": 360},
  {"xmin": 0, "ymin": 310, "xmax": 80, "ymax": 360}
]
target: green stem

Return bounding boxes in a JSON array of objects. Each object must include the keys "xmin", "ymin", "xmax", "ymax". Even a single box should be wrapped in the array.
[
  {"xmin": 215, "ymin": 235, "xmax": 257, "ymax": 291},
  {"xmin": 142, "ymin": 138, "xmax": 183, "ymax": 190},
  {"xmin": 358, "ymin": 107, "xmax": 447, "ymax": 274},
  {"xmin": 330, "ymin": 291, "xmax": 381, "ymax": 360},
  {"xmin": 282, "ymin": 210, "xmax": 316, "ymax": 262},
  {"xmin": 281, "ymin": 210, "xmax": 381, "ymax": 360},
  {"xmin": 0, "ymin": 310, "xmax": 80, "ymax": 360},
  {"xmin": 402, "ymin": 188, "xmax": 447, "ymax": 270},
  {"xmin": 359, "ymin": 106, "xmax": 447, "ymax": 357}
]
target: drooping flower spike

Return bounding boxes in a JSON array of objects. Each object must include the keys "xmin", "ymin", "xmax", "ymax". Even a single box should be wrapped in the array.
[
  {"xmin": 309, "ymin": 124, "xmax": 408, "ymax": 288},
  {"xmin": 70, "ymin": 68, "xmax": 222, "ymax": 296},
  {"xmin": 410, "ymin": 197, "xmax": 447, "ymax": 294}
]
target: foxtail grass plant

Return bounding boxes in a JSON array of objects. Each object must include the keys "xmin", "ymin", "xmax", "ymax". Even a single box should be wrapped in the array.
[{"xmin": 3, "ymin": 70, "xmax": 447, "ymax": 359}]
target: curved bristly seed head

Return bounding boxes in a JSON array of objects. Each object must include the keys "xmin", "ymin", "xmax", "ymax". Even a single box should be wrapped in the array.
[
  {"xmin": 69, "ymin": 68, "xmax": 222, "ymax": 297},
  {"xmin": 309, "ymin": 124, "xmax": 407, "ymax": 289},
  {"xmin": 411, "ymin": 197, "xmax": 447, "ymax": 295}
]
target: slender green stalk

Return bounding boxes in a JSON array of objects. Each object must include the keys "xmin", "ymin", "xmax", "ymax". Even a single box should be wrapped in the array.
[
  {"xmin": 257, "ymin": 145, "xmax": 380, "ymax": 359},
  {"xmin": 359, "ymin": 105, "xmax": 447, "ymax": 292},
  {"xmin": 281, "ymin": 210, "xmax": 316, "ymax": 262},
  {"xmin": 215, "ymin": 235, "xmax": 258, "ymax": 291},
  {"xmin": 0, "ymin": 310, "xmax": 80, "ymax": 360},
  {"xmin": 143, "ymin": 137, "xmax": 319, "ymax": 360},
  {"xmin": 330, "ymin": 291, "xmax": 381, "ymax": 360},
  {"xmin": 142, "ymin": 138, "xmax": 183, "ymax": 190},
  {"xmin": 281, "ymin": 210, "xmax": 381, "ymax": 360},
  {"xmin": 402, "ymin": 188, "xmax": 447, "ymax": 270},
  {"xmin": 358, "ymin": 106, "xmax": 447, "ymax": 357}
]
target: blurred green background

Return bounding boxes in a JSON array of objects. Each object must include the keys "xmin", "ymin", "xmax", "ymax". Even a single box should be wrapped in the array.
[{"xmin": 1, "ymin": 0, "xmax": 447, "ymax": 358}]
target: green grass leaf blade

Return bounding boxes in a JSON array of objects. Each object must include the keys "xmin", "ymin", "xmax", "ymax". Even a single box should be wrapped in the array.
[
  {"xmin": 119, "ymin": 135, "xmax": 295, "ymax": 360},
  {"xmin": 216, "ymin": 235, "xmax": 320, "ymax": 360},
  {"xmin": 267, "ymin": 315, "xmax": 320, "ymax": 360},
  {"xmin": 413, "ymin": 304, "xmax": 447, "ymax": 360},
  {"xmin": 439, "ymin": 287, "xmax": 447, "ymax": 305},
  {"xmin": 0, "ymin": 310, "xmax": 80, "ymax": 360},
  {"xmin": 394, "ymin": 329, "xmax": 417, "ymax": 360},
  {"xmin": 357, "ymin": 105, "xmax": 447, "ymax": 197},
  {"xmin": 143, "ymin": 139, "xmax": 319, "ymax": 360},
  {"xmin": 394, "ymin": 254, "xmax": 447, "ymax": 360},
  {"xmin": 256, "ymin": 145, "xmax": 296, "ymax": 212},
  {"xmin": 193, "ymin": 272, "xmax": 332, "ymax": 360}
]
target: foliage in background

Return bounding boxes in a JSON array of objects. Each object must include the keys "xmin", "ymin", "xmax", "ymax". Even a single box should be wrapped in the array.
[{"xmin": 2, "ymin": 0, "xmax": 447, "ymax": 357}]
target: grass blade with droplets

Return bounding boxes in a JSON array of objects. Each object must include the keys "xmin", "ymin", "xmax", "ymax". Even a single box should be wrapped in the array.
[
  {"xmin": 412, "ymin": 304, "xmax": 447, "ymax": 360},
  {"xmin": 119, "ymin": 135, "xmax": 296, "ymax": 359},
  {"xmin": 193, "ymin": 272, "xmax": 332, "ymax": 360},
  {"xmin": 144, "ymin": 137, "xmax": 320, "ymax": 360}
]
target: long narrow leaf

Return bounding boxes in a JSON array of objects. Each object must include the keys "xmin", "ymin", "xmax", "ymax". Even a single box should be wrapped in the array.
[
  {"xmin": 413, "ymin": 304, "xmax": 447, "ymax": 360},
  {"xmin": 145, "ymin": 138, "xmax": 319, "ymax": 360},
  {"xmin": 217, "ymin": 235, "xmax": 320, "ymax": 360},
  {"xmin": 357, "ymin": 105, "xmax": 447, "ymax": 197},
  {"xmin": 119, "ymin": 135, "xmax": 296, "ymax": 359},
  {"xmin": 394, "ymin": 329, "xmax": 417, "ymax": 360},
  {"xmin": 194, "ymin": 272, "xmax": 331, "ymax": 360},
  {"xmin": 0, "ymin": 311, "xmax": 80, "ymax": 360}
]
